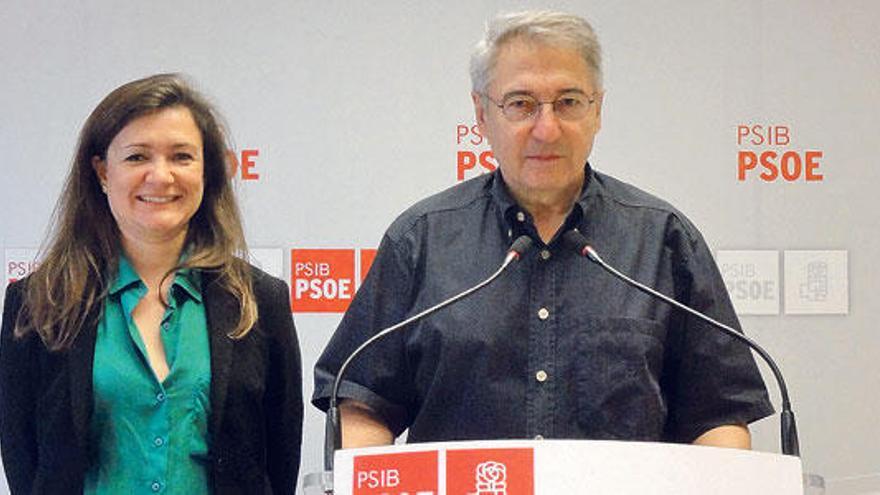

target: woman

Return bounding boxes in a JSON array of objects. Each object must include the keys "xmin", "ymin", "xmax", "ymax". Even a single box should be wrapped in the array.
[{"xmin": 0, "ymin": 74, "xmax": 302, "ymax": 494}]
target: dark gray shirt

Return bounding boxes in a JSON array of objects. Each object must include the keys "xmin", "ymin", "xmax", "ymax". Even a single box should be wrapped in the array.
[{"xmin": 313, "ymin": 165, "xmax": 773, "ymax": 444}]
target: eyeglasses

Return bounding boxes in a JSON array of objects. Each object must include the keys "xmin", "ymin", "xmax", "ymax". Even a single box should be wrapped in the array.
[{"xmin": 482, "ymin": 92, "xmax": 598, "ymax": 122}]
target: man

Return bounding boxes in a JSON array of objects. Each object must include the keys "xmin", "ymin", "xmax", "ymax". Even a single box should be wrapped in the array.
[{"xmin": 313, "ymin": 10, "xmax": 772, "ymax": 449}]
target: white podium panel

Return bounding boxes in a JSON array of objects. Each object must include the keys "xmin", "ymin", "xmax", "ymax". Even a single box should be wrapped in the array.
[{"xmin": 332, "ymin": 439, "xmax": 803, "ymax": 495}]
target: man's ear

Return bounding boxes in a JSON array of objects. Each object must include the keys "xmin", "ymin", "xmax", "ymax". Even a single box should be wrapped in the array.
[
  {"xmin": 594, "ymin": 90, "xmax": 605, "ymax": 131},
  {"xmin": 472, "ymin": 91, "xmax": 488, "ymax": 132}
]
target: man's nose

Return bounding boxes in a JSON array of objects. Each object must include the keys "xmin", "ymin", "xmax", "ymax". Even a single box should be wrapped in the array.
[{"xmin": 530, "ymin": 103, "xmax": 563, "ymax": 142}]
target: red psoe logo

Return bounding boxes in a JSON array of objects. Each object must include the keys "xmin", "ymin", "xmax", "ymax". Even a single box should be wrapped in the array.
[
  {"xmin": 290, "ymin": 249, "xmax": 355, "ymax": 312},
  {"xmin": 735, "ymin": 124, "xmax": 824, "ymax": 182},
  {"xmin": 353, "ymin": 451, "xmax": 438, "ymax": 495},
  {"xmin": 447, "ymin": 448, "xmax": 534, "ymax": 495}
]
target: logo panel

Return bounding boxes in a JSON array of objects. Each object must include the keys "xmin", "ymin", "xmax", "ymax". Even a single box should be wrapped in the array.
[
  {"xmin": 352, "ymin": 450, "xmax": 438, "ymax": 495},
  {"xmin": 290, "ymin": 249, "xmax": 355, "ymax": 312},
  {"xmin": 447, "ymin": 448, "xmax": 533, "ymax": 495},
  {"xmin": 784, "ymin": 250, "xmax": 848, "ymax": 314},
  {"xmin": 717, "ymin": 250, "xmax": 780, "ymax": 315}
]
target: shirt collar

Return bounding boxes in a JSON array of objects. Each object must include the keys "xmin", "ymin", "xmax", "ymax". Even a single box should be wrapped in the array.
[
  {"xmin": 109, "ymin": 255, "xmax": 142, "ymax": 296},
  {"xmin": 173, "ymin": 268, "xmax": 203, "ymax": 303},
  {"xmin": 490, "ymin": 162, "xmax": 593, "ymax": 244},
  {"xmin": 108, "ymin": 255, "xmax": 203, "ymax": 303}
]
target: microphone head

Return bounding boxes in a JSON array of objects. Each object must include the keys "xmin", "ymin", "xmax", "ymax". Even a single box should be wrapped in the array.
[
  {"xmin": 562, "ymin": 229, "xmax": 589, "ymax": 256},
  {"xmin": 509, "ymin": 235, "xmax": 534, "ymax": 259}
]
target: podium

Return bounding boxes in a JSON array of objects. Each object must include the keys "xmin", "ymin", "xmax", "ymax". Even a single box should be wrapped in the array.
[{"xmin": 326, "ymin": 439, "xmax": 803, "ymax": 494}]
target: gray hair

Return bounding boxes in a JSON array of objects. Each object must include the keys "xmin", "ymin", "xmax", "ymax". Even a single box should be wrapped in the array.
[{"xmin": 469, "ymin": 10, "xmax": 603, "ymax": 94}]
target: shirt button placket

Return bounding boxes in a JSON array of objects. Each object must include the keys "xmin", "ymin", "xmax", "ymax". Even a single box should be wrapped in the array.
[{"xmin": 534, "ymin": 303, "xmax": 551, "ymax": 436}]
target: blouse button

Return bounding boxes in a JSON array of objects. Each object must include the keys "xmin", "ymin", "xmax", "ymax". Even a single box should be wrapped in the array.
[
  {"xmin": 536, "ymin": 370, "xmax": 548, "ymax": 382},
  {"xmin": 537, "ymin": 308, "xmax": 549, "ymax": 320}
]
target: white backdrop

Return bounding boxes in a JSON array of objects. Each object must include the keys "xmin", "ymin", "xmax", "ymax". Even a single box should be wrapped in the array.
[{"xmin": 2, "ymin": 1, "xmax": 879, "ymax": 493}]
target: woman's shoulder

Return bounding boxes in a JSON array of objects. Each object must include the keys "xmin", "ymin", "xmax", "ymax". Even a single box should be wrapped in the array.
[
  {"xmin": 244, "ymin": 262, "xmax": 288, "ymax": 294},
  {"xmin": 3, "ymin": 277, "xmax": 30, "ymax": 318}
]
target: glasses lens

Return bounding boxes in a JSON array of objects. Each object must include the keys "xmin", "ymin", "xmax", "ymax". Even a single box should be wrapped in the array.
[
  {"xmin": 554, "ymin": 95, "xmax": 589, "ymax": 120},
  {"xmin": 501, "ymin": 96, "xmax": 538, "ymax": 121}
]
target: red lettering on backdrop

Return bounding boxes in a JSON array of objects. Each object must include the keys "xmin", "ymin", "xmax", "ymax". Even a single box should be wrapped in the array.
[
  {"xmin": 240, "ymin": 149, "xmax": 260, "ymax": 180},
  {"xmin": 353, "ymin": 451, "xmax": 438, "ymax": 495},
  {"xmin": 447, "ymin": 448, "xmax": 534, "ymax": 495},
  {"xmin": 290, "ymin": 249, "xmax": 355, "ymax": 313},
  {"xmin": 457, "ymin": 151, "xmax": 496, "ymax": 181},
  {"xmin": 456, "ymin": 123, "xmax": 496, "ymax": 181},
  {"xmin": 226, "ymin": 149, "xmax": 261, "ymax": 181},
  {"xmin": 457, "ymin": 124, "xmax": 485, "ymax": 146},
  {"xmin": 736, "ymin": 125, "xmax": 790, "ymax": 146},
  {"xmin": 6, "ymin": 259, "xmax": 40, "ymax": 283},
  {"xmin": 804, "ymin": 150, "xmax": 824, "ymax": 181},
  {"xmin": 735, "ymin": 124, "xmax": 823, "ymax": 182}
]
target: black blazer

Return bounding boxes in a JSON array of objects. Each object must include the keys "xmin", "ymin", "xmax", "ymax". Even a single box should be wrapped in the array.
[{"xmin": 0, "ymin": 267, "xmax": 303, "ymax": 494}]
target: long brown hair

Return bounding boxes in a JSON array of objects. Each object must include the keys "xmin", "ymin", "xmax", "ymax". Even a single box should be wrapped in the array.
[{"xmin": 17, "ymin": 73, "xmax": 257, "ymax": 350}]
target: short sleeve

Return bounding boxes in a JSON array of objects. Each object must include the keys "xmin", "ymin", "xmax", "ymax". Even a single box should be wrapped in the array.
[
  {"xmin": 312, "ymin": 232, "xmax": 419, "ymax": 436},
  {"xmin": 662, "ymin": 216, "xmax": 775, "ymax": 443}
]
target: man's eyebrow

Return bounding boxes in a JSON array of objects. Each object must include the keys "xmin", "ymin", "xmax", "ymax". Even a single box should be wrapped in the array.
[
  {"xmin": 500, "ymin": 90, "xmax": 534, "ymax": 99},
  {"xmin": 500, "ymin": 88, "xmax": 590, "ymax": 99}
]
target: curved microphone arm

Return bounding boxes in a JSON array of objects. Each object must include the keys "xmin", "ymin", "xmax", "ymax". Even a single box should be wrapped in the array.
[
  {"xmin": 562, "ymin": 229, "xmax": 799, "ymax": 457},
  {"xmin": 324, "ymin": 235, "xmax": 534, "ymax": 472}
]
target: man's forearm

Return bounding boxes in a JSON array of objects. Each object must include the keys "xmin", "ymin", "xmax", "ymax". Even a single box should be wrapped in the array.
[
  {"xmin": 339, "ymin": 400, "xmax": 395, "ymax": 448},
  {"xmin": 692, "ymin": 424, "xmax": 751, "ymax": 449}
]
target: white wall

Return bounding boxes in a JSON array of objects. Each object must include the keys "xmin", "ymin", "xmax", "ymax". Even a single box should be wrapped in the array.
[{"xmin": 2, "ymin": 1, "xmax": 878, "ymax": 493}]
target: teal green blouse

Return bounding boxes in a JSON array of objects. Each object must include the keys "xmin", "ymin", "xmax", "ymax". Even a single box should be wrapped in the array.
[{"xmin": 84, "ymin": 257, "xmax": 212, "ymax": 494}]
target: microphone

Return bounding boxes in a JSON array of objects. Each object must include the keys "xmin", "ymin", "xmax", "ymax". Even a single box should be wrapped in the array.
[
  {"xmin": 323, "ymin": 235, "xmax": 534, "ymax": 473},
  {"xmin": 561, "ymin": 229, "xmax": 800, "ymax": 457}
]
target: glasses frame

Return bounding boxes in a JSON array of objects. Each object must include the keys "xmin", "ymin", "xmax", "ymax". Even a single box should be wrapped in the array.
[{"xmin": 482, "ymin": 91, "xmax": 599, "ymax": 122}]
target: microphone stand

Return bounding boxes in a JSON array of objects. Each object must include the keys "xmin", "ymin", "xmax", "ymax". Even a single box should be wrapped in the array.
[
  {"xmin": 321, "ymin": 235, "xmax": 534, "ymax": 490},
  {"xmin": 562, "ymin": 229, "xmax": 799, "ymax": 457}
]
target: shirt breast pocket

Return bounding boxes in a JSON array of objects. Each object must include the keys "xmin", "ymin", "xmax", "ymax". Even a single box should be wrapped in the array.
[{"xmin": 574, "ymin": 317, "xmax": 667, "ymax": 440}]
